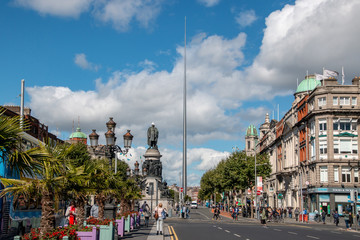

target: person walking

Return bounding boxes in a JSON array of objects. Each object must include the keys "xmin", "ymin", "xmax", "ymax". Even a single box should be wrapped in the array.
[
  {"xmin": 142, "ymin": 201, "xmax": 150, "ymax": 227},
  {"xmin": 294, "ymin": 207, "xmax": 300, "ymax": 221},
  {"xmin": 321, "ymin": 210, "xmax": 326, "ymax": 224},
  {"xmin": 344, "ymin": 211, "xmax": 350, "ymax": 230},
  {"xmin": 261, "ymin": 208, "xmax": 267, "ymax": 228},
  {"xmin": 65, "ymin": 201, "xmax": 77, "ymax": 225},
  {"xmin": 333, "ymin": 210, "xmax": 340, "ymax": 226},
  {"xmin": 289, "ymin": 208, "xmax": 292, "ymax": 218},
  {"xmin": 154, "ymin": 203, "xmax": 167, "ymax": 235},
  {"xmin": 349, "ymin": 212, "xmax": 354, "ymax": 230}
]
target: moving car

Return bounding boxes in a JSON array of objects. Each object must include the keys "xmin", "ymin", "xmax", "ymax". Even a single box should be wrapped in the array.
[{"xmin": 191, "ymin": 201, "xmax": 198, "ymax": 209}]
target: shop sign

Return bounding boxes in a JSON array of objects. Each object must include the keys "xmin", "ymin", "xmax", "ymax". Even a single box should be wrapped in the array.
[{"xmin": 319, "ymin": 194, "xmax": 330, "ymax": 202}]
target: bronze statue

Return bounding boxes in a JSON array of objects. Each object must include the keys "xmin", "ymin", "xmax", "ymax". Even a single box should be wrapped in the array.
[{"xmin": 147, "ymin": 123, "xmax": 159, "ymax": 149}]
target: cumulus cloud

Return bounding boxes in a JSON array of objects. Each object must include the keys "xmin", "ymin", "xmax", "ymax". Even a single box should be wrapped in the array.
[
  {"xmin": 245, "ymin": 0, "xmax": 360, "ymax": 94},
  {"xmin": 74, "ymin": 53, "xmax": 100, "ymax": 71},
  {"xmin": 13, "ymin": 0, "xmax": 164, "ymax": 31},
  {"xmin": 197, "ymin": 0, "xmax": 220, "ymax": 7},
  {"xmin": 235, "ymin": 9, "xmax": 257, "ymax": 27},
  {"xmin": 13, "ymin": 0, "xmax": 93, "ymax": 18}
]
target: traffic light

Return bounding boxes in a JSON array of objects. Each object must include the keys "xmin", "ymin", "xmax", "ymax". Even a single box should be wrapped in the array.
[{"xmin": 146, "ymin": 186, "xmax": 150, "ymax": 195}]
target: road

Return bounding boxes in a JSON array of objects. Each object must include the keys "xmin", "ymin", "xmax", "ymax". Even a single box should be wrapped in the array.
[{"xmin": 165, "ymin": 207, "xmax": 360, "ymax": 240}]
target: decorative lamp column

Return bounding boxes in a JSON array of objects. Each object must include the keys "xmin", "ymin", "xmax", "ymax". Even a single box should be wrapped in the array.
[
  {"xmin": 123, "ymin": 130, "xmax": 133, "ymax": 152},
  {"xmin": 134, "ymin": 161, "xmax": 139, "ymax": 176},
  {"xmin": 89, "ymin": 129, "xmax": 99, "ymax": 147}
]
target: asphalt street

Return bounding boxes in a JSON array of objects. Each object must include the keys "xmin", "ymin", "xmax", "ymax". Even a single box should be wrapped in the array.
[{"xmin": 165, "ymin": 207, "xmax": 360, "ymax": 240}]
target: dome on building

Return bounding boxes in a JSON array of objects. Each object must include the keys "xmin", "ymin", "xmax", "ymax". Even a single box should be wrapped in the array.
[
  {"xmin": 69, "ymin": 127, "xmax": 87, "ymax": 139},
  {"xmin": 246, "ymin": 125, "xmax": 258, "ymax": 137},
  {"xmin": 295, "ymin": 75, "xmax": 321, "ymax": 94}
]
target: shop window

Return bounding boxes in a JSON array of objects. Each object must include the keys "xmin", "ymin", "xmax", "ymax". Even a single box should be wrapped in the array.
[
  {"xmin": 333, "ymin": 97, "xmax": 338, "ymax": 105},
  {"xmin": 334, "ymin": 166, "xmax": 339, "ymax": 182},
  {"xmin": 320, "ymin": 166, "xmax": 328, "ymax": 183},
  {"xmin": 342, "ymin": 167, "xmax": 351, "ymax": 183}
]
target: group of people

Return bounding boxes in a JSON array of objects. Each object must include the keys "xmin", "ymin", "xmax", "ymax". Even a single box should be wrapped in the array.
[
  {"xmin": 64, "ymin": 200, "xmax": 99, "ymax": 225},
  {"xmin": 141, "ymin": 201, "xmax": 167, "ymax": 235}
]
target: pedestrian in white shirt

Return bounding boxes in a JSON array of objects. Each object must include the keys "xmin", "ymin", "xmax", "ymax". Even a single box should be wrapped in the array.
[{"xmin": 154, "ymin": 203, "xmax": 167, "ymax": 235}]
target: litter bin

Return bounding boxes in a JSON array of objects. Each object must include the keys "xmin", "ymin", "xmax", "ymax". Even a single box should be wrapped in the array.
[{"xmin": 299, "ymin": 214, "xmax": 308, "ymax": 222}]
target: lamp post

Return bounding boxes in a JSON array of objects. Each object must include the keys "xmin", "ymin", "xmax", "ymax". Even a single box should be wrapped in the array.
[{"xmin": 90, "ymin": 117, "xmax": 134, "ymax": 173}]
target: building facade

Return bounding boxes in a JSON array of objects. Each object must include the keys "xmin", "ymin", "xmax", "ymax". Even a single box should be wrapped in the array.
[{"xmin": 258, "ymin": 75, "xmax": 360, "ymax": 215}]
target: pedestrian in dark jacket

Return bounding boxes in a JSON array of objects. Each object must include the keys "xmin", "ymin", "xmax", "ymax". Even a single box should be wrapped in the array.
[
  {"xmin": 321, "ymin": 210, "xmax": 326, "ymax": 224},
  {"xmin": 333, "ymin": 211, "xmax": 339, "ymax": 226}
]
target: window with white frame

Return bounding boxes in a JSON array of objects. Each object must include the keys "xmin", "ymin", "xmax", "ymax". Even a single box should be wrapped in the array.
[
  {"xmin": 352, "ymin": 97, "xmax": 357, "ymax": 105},
  {"xmin": 319, "ymin": 140, "xmax": 327, "ymax": 155},
  {"xmin": 355, "ymin": 168, "xmax": 359, "ymax": 183},
  {"xmin": 334, "ymin": 139, "xmax": 358, "ymax": 154},
  {"xmin": 318, "ymin": 97, "xmax": 326, "ymax": 107},
  {"xmin": 333, "ymin": 118, "xmax": 356, "ymax": 131},
  {"xmin": 334, "ymin": 166, "xmax": 339, "ymax": 182},
  {"xmin": 342, "ymin": 166, "xmax": 351, "ymax": 183},
  {"xmin": 320, "ymin": 166, "xmax": 328, "ymax": 183},
  {"xmin": 310, "ymin": 121, "xmax": 315, "ymax": 135},
  {"xmin": 340, "ymin": 97, "xmax": 350, "ymax": 105},
  {"xmin": 333, "ymin": 97, "xmax": 338, "ymax": 105},
  {"xmin": 319, "ymin": 119, "xmax": 327, "ymax": 132},
  {"xmin": 311, "ymin": 140, "xmax": 315, "ymax": 160}
]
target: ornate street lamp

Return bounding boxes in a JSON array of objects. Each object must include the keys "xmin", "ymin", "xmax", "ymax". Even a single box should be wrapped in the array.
[{"xmin": 89, "ymin": 129, "xmax": 99, "ymax": 147}]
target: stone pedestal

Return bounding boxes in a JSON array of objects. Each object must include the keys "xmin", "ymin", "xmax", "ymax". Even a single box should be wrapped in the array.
[{"xmin": 139, "ymin": 148, "xmax": 173, "ymax": 213}]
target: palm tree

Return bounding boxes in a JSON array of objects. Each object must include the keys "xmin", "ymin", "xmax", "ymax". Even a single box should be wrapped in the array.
[
  {"xmin": 0, "ymin": 108, "xmax": 43, "ymax": 178},
  {"xmin": 0, "ymin": 143, "xmax": 73, "ymax": 236}
]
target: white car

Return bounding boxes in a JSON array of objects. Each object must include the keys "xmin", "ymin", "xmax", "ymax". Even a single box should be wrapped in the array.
[{"xmin": 191, "ymin": 201, "xmax": 198, "ymax": 209}]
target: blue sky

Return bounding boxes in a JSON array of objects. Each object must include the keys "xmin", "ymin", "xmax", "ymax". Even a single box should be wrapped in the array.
[{"xmin": 1, "ymin": 0, "xmax": 360, "ymax": 186}]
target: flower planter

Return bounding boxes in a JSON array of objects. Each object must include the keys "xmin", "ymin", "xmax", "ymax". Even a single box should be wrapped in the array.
[
  {"xmin": 136, "ymin": 213, "xmax": 140, "ymax": 227},
  {"xmin": 98, "ymin": 221, "xmax": 114, "ymax": 240},
  {"xmin": 115, "ymin": 217, "xmax": 125, "ymax": 237},
  {"xmin": 76, "ymin": 226, "xmax": 98, "ymax": 240},
  {"xmin": 124, "ymin": 215, "xmax": 131, "ymax": 232}
]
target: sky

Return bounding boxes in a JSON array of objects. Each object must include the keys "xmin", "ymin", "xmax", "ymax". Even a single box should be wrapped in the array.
[{"xmin": 1, "ymin": 0, "xmax": 360, "ymax": 186}]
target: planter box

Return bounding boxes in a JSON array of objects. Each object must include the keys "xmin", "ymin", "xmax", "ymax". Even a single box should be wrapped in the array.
[
  {"xmin": 124, "ymin": 215, "xmax": 131, "ymax": 232},
  {"xmin": 115, "ymin": 217, "xmax": 125, "ymax": 237},
  {"xmin": 62, "ymin": 226, "xmax": 98, "ymax": 240},
  {"xmin": 98, "ymin": 222, "xmax": 114, "ymax": 240},
  {"xmin": 130, "ymin": 214, "xmax": 134, "ymax": 230}
]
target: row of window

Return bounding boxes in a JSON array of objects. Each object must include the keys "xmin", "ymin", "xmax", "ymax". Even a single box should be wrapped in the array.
[
  {"xmin": 320, "ymin": 166, "xmax": 358, "ymax": 183},
  {"xmin": 310, "ymin": 118, "xmax": 357, "ymax": 133},
  {"xmin": 318, "ymin": 97, "xmax": 357, "ymax": 107},
  {"xmin": 311, "ymin": 138, "xmax": 358, "ymax": 157}
]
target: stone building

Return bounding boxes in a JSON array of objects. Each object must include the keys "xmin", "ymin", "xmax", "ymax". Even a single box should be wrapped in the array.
[{"xmin": 258, "ymin": 75, "xmax": 360, "ymax": 215}]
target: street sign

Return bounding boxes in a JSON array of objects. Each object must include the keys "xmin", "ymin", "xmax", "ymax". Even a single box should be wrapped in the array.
[
  {"xmin": 257, "ymin": 191, "xmax": 261, "ymax": 195},
  {"xmin": 180, "ymin": 187, "xmax": 183, "ymax": 192}
]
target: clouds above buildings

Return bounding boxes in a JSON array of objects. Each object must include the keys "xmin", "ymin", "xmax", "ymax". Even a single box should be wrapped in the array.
[
  {"xmin": 23, "ymin": 0, "xmax": 360, "ymax": 185},
  {"xmin": 74, "ymin": 53, "xmax": 100, "ymax": 71},
  {"xmin": 197, "ymin": 0, "xmax": 221, "ymax": 7},
  {"xmin": 235, "ymin": 9, "xmax": 257, "ymax": 27}
]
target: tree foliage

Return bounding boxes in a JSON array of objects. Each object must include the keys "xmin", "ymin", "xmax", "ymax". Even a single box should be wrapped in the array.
[{"xmin": 199, "ymin": 151, "xmax": 271, "ymax": 201}]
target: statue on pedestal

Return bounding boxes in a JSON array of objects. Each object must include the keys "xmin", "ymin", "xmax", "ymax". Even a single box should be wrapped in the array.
[{"xmin": 147, "ymin": 123, "xmax": 159, "ymax": 149}]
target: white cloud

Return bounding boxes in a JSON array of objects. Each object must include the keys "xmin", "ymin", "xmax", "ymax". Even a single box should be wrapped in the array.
[
  {"xmin": 13, "ymin": 0, "xmax": 93, "ymax": 18},
  {"xmin": 93, "ymin": 0, "xmax": 163, "ymax": 31},
  {"xmin": 197, "ymin": 0, "xmax": 220, "ymax": 7},
  {"xmin": 235, "ymin": 9, "xmax": 257, "ymax": 27},
  {"xmin": 13, "ymin": 0, "xmax": 164, "ymax": 31},
  {"xmin": 74, "ymin": 53, "xmax": 100, "ymax": 71}
]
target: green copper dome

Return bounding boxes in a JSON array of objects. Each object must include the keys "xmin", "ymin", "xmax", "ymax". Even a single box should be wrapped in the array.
[
  {"xmin": 296, "ymin": 75, "xmax": 321, "ymax": 93},
  {"xmin": 69, "ymin": 127, "xmax": 87, "ymax": 139},
  {"xmin": 246, "ymin": 125, "xmax": 258, "ymax": 137}
]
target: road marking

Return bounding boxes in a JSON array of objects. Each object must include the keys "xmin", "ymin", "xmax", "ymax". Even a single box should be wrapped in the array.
[
  {"xmin": 225, "ymin": 230, "xmax": 230, "ymax": 233},
  {"xmin": 288, "ymin": 232, "xmax": 297, "ymax": 235},
  {"xmin": 234, "ymin": 234, "xmax": 241, "ymax": 237},
  {"xmin": 331, "ymin": 231, "xmax": 341, "ymax": 234},
  {"xmin": 168, "ymin": 226, "xmax": 174, "ymax": 240},
  {"xmin": 274, "ymin": 229, "xmax": 282, "ymax": 231},
  {"xmin": 213, "ymin": 225, "xmax": 217, "ymax": 227},
  {"xmin": 198, "ymin": 210, "xmax": 210, "ymax": 219},
  {"xmin": 170, "ymin": 226, "xmax": 179, "ymax": 240},
  {"xmin": 306, "ymin": 235, "xmax": 319, "ymax": 239},
  {"xmin": 218, "ymin": 227, "xmax": 222, "ymax": 230}
]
